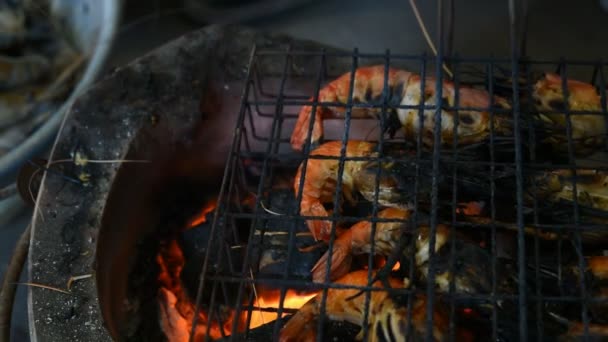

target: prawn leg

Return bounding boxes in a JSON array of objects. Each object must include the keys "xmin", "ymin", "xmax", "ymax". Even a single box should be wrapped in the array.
[{"xmin": 280, "ymin": 270, "xmax": 455, "ymax": 342}]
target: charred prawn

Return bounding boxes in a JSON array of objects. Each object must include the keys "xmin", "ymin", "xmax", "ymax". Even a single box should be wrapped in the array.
[
  {"xmin": 290, "ymin": 65, "xmax": 512, "ymax": 152},
  {"xmin": 294, "ymin": 140, "xmax": 517, "ymax": 242}
]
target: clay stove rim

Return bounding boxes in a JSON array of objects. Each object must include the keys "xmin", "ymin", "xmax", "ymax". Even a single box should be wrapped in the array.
[{"xmin": 25, "ymin": 24, "xmax": 340, "ymax": 342}]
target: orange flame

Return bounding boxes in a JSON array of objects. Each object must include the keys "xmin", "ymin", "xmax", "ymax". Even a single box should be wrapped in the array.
[
  {"xmin": 187, "ymin": 200, "xmax": 218, "ymax": 228},
  {"xmin": 588, "ymin": 256, "xmax": 608, "ymax": 280},
  {"xmin": 157, "ymin": 201, "xmax": 317, "ymax": 340},
  {"xmin": 248, "ymin": 290, "xmax": 318, "ymax": 329},
  {"xmin": 376, "ymin": 257, "xmax": 401, "ymax": 271},
  {"xmin": 157, "ymin": 239, "xmax": 226, "ymax": 340}
]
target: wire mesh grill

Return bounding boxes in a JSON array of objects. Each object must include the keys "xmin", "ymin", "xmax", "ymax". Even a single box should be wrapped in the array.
[{"xmin": 185, "ymin": 44, "xmax": 608, "ymax": 342}]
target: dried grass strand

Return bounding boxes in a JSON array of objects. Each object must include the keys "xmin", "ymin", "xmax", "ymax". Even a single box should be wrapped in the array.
[
  {"xmin": 13, "ymin": 282, "xmax": 70, "ymax": 294},
  {"xmin": 66, "ymin": 274, "xmax": 92, "ymax": 290},
  {"xmin": 0, "ymin": 223, "xmax": 32, "ymax": 342},
  {"xmin": 408, "ymin": 0, "xmax": 454, "ymax": 78}
]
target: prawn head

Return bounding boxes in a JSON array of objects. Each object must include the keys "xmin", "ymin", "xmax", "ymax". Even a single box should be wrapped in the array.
[{"xmin": 353, "ymin": 158, "xmax": 434, "ymax": 209}]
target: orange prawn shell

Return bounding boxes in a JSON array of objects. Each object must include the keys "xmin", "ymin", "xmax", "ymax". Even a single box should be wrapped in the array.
[
  {"xmin": 398, "ymin": 76, "xmax": 510, "ymax": 146},
  {"xmin": 279, "ymin": 270, "xmax": 405, "ymax": 342},
  {"xmin": 280, "ymin": 270, "xmax": 457, "ymax": 342},
  {"xmin": 290, "ymin": 66, "xmax": 413, "ymax": 151},
  {"xmin": 290, "ymin": 64, "xmax": 512, "ymax": 151},
  {"xmin": 533, "ymin": 73, "xmax": 605, "ymax": 148},
  {"xmin": 293, "ymin": 140, "xmax": 377, "ymax": 241},
  {"xmin": 350, "ymin": 207, "xmax": 412, "ymax": 255},
  {"xmin": 310, "ymin": 207, "xmax": 411, "ymax": 283},
  {"xmin": 534, "ymin": 73, "xmax": 601, "ymax": 111}
]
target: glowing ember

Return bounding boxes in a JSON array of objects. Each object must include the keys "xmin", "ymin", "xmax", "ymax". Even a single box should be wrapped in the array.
[
  {"xmin": 158, "ymin": 288, "xmax": 191, "ymax": 342},
  {"xmin": 157, "ymin": 238, "xmax": 226, "ymax": 340},
  {"xmin": 248, "ymin": 290, "xmax": 318, "ymax": 329},
  {"xmin": 376, "ymin": 258, "xmax": 401, "ymax": 271},
  {"xmin": 188, "ymin": 200, "xmax": 217, "ymax": 228},
  {"xmin": 588, "ymin": 256, "xmax": 608, "ymax": 279}
]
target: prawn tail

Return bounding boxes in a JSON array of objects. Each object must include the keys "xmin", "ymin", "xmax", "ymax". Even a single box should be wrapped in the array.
[
  {"xmin": 302, "ymin": 201, "xmax": 335, "ymax": 242},
  {"xmin": 279, "ymin": 300, "xmax": 319, "ymax": 342},
  {"xmin": 291, "ymin": 102, "xmax": 329, "ymax": 152},
  {"xmin": 311, "ymin": 242, "xmax": 352, "ymax": 283}
]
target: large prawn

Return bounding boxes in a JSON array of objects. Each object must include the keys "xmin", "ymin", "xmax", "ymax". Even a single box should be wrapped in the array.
[
  {"xmin": 312, "ymin": 213, "xmax": 516, "ymax": 295},
  {"xmin": 293, "ymin": 138, "xmax": 508, "ymax": 242},
  {"xmin": 538, "ymin": 256, "xmax": 608, "ymax": 324},
  {"xmin": 532, "ymin": 73, "xmax": 606, "ymax": 156},
  {"xmin": 531, "ymin": 168, "xmax": 608, "ymax": 231},
  {"xmin": 294, "ymin": 140, "xmax": 412, "ymax": 242},
  {"xmin": 310, "ymin": 207, "xmax": 411, "ymax": 283},
  {"xmin": 290, "ymin": 65, "xmax": 512, "ymax": 152},
  {"xmin": 278, "ymin": 270, "xmax": 469, "ymax": 342}
]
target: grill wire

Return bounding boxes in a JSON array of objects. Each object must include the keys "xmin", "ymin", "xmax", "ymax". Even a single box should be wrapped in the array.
[{"xmin": 186, "ymin": 4, "xmax": 608, "ymax": 342}]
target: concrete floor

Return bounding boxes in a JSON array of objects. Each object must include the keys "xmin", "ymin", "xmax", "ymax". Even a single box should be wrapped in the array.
[{"xmin": 2, "ymin": 0, "xmax": 608, "ymax": 340}]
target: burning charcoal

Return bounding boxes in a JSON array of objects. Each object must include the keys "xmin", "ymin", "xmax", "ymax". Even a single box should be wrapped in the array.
[
  {"xmin": 247, "ymin": 189, "xmax": 325, "ymax": 285},
  {"xmin": 216, "ymin": 315, "xmax": 360, "ymax": 341},
  {"xmin": 178, "ymin": 208, "xmax": 248, "ymax": 305},
  {"xmin": 253, "ymin": 234, "xmax": 323, "ymax": 284},
  {"xmin": 260, "ymin": 189, "xmax": 299, "ymax": 225}
]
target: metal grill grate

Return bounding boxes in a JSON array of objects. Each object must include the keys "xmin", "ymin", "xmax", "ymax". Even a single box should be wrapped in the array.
[
  {"xmin": 185, "ymin": 47, "xmax": 608, "ymax": 341},
  {"xmin": 185, "ymin": 1, "xmax": 608, "ymax": 338}
]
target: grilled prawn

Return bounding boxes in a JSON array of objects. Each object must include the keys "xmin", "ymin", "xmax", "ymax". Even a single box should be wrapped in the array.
[
  {"xmin": 290, "ymin": 65, "xmax": 511, "ymax": 151},
  {"xmin": 535, "ymin": 169, "xmax": 608, "ymax": 211},
  {"xmin": 395, "ymin": 224, "xmax": 515, "ymax": 295},
  {"xmin": 312, "ymin": 211, "xmax": 515, "ymax": 295},
  {"xmin": 542, "ymin": 256, "xmax": 608, "ymax": 323},
  {"xmin": 294, "ymin": 139, "xmax": 511, "ymax": 242},
  {"xmin": 279, "ymin": 270, "xmax": 460, "ymax": 342},
  {"xmin": 558, "ymin": 322, "xmax": 608, "ymax": 341},
  {"xmin": 532, "ymin": 169, "xmax": 608, "ymax": 227},
  {"xmin": 581, "ymin": 256, "xmax": 608, "ymax": 322},
  {"xmin": 532, "ymin": 73, "xmax": 606, "ymax": 156},
  {"xmin": 311, "ymin": 208, "xmax": 411, "ymax": 282},
  {"xmin": 294, "ymin": 140, "xmax": 412, "ymax": 241}
]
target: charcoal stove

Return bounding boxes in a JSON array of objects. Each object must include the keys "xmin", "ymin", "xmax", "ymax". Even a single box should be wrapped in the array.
[{"xmin": 26, "ymin": 15, "xmax": 608, "ymax": 342}]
